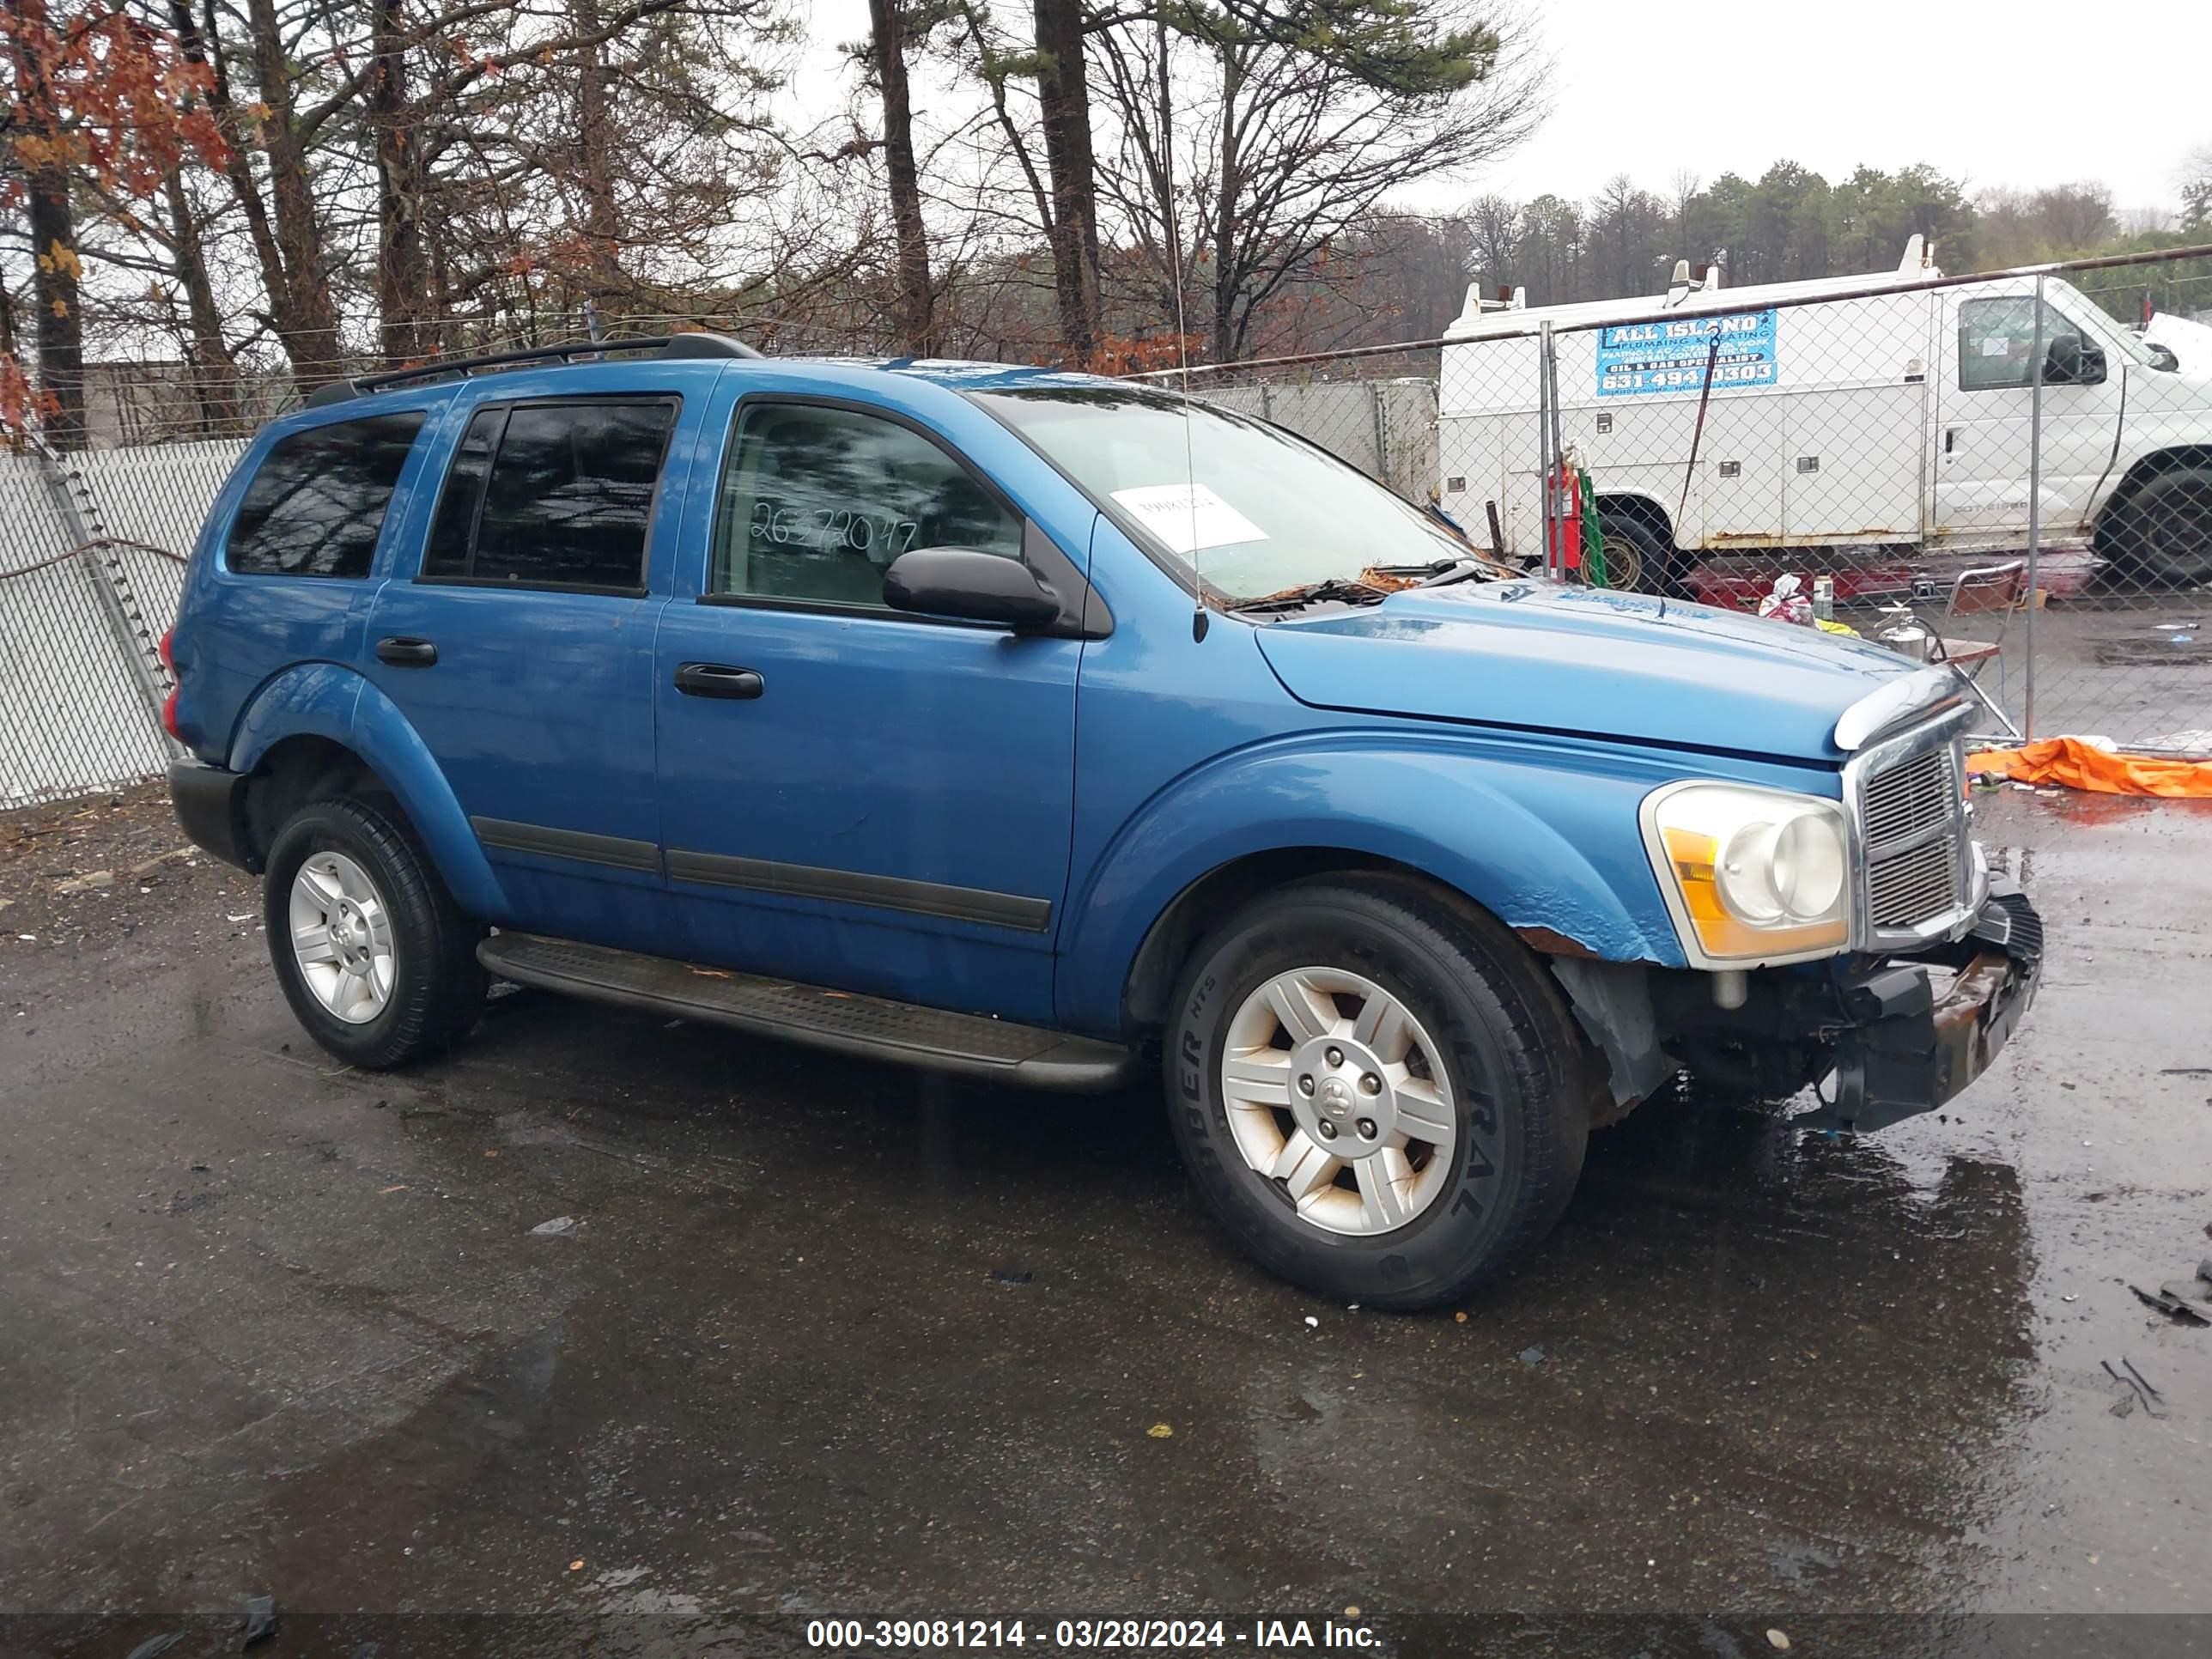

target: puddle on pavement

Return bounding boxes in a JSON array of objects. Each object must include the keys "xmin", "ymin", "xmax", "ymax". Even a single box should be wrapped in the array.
[{"xmin": 210, "ymin": 1070, "xmax": 2059, "ymax": 1625}]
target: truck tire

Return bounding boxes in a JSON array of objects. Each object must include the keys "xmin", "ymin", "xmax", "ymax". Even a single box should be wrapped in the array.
[
  {"xmin": 1596, "ymin": 511, "xmax": 1672, "ymax": 594},
  {"xmin": 1164, "ymin": 875, "xmax": 1593, "ymax": 1311},
  {"xmin": 2112, "ymin": 466, "xmax": 2212, "ymax": 586},
  {"xmin": 263, "ymin": 796, "xmax": 486, "ymax": 1069}
]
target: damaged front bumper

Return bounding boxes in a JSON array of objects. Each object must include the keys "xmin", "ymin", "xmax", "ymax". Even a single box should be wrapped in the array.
[
  {"xmin": 1817, "ymin": 879, "xmax": 2043, "ymax": 1132},
  {"xmin": 1633, "ymin": 878, "xmax": 2044, "ymax": 1131}
]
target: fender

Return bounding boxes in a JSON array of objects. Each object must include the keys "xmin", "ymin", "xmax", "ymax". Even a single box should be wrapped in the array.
[
  {"xmin": 1056, "ymin": 730, "xmax": 1802, "ymax": 1036},
  {"xmin": 228, "ymin": 663, "xmax": 511, "ymax": 921},
  {"xmin": 1592, "ymin": 488, "xmax": 1672, "ymax": 527}
]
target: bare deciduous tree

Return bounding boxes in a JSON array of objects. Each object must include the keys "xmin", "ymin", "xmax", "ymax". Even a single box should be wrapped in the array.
[{"xmin": 1092, "ymin": 0, "xmax": 1542, "ymax": 360}]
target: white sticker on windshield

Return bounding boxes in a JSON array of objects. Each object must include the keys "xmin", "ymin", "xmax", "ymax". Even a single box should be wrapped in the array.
[{"xmin": 1110, "ymin": 483, "xmax": 1267, "ymax": 555}]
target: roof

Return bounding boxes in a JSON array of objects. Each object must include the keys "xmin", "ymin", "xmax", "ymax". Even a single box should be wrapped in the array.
[
  {"xmin": 1444, "ymin": 242, "xmax": 1949, "ymax": 343},
  {"xmin": 302, "ymin": 336, "xmax": 1110, "ymax": 410}
]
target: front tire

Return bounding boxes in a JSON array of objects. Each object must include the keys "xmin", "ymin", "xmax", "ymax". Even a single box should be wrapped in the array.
[
  {"xmin": 264, "ymin": 797, "xmax": 486, "ymax": 1069},
  {"xmin": 2112, "ymin": 466, "xmax": 2212, "ymax": 586},
  {"xmin": 1164, "ymin": 876, "xmax": 1594, "ymax": 1310}
]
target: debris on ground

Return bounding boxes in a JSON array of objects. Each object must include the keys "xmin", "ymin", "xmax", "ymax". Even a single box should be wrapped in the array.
[
  {"xmin": 1766, "ymin": 1632, "xmax": 1791, "ymax": 1652},
  {"xmin": 1147, "ymin": 1423, "xmax": 1174, "ymax": 1438},
  {"xmin": 125, "ymin": 1635, "xmax": 182, "ymax": 1659},
  {"xmin": 2102, "ymin": 1359, "xmax": 2167, "ymax": 1418},
  {"xmin": 1968, "ymin": 737, "xmax": 2212, "ymax": 797},
  {"xmin": 989, "ymin": 1267, "xmax": 1031, "ymax": 1285},
  {"xmin": 1304, "ymin": 1316, "xmax": 1319, "ymax": 1328},
  {"xmin": 530, "ymin": 1215, "xmax": 582, "ymax": 1237},
  {"xmin": 2130, "ymin": 1284, "xmax": 2209, "ymax": 1325},
  {"xmin": 1518, "ymin": 1346, "xmax": 1545, "ymax": 1365},
  {"xmin": 0, "ymin": 784, "xmax": 232, "ymax": 956},
  {"xmin": 2130, "ymin": 1251, "xmax": 2212, "ymax": 1324},
  {"xmin": 240, "ymin": 1594, "xmax": 278, "ymax": 1648}
]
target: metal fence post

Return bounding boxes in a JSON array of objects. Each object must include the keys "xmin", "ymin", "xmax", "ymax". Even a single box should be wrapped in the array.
[
  {"xmin": 33, "ymin": 440, "xmax": 178, "ymax": 757},
  {"xmin": 2022, "ymin": 273, "xmax": 2045, "ymax": 742},
  {"xmin": 1538, "ymin": 322, "xmax": 1556, "ymax": 578},
  {"xmin": 1547, "ymin": 330, "xmax": 1566, "ymax": 580},
  {"xmin": 1369, "ymin": 384, "xmax": 1389, "ymax": 491}
]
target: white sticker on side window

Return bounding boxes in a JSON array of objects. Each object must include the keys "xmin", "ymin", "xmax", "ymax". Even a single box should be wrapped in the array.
[{"xmin": 1110, "ymin": 483, "xmax": 1267, "ymax": 554}]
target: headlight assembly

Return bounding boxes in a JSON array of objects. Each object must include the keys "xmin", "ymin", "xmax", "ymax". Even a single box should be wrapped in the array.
[{"xmin": 1641, "ymin": 781, "xmax": 1850, "ymax": 967}]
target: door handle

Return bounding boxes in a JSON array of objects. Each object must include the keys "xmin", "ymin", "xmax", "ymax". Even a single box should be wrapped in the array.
[
  {"xmin": 674, "ymin": 662, "xmax": 765, "ymax": 700},
  {"xmin": 1943, "ymin": 428, "xmax": 1956, "ymax": 456},
  {"xmin": 376, "ymin": 635, "xmax": 438, "ymax": 666}
]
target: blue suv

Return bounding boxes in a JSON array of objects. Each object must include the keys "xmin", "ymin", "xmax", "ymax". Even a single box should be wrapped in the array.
[{"xmin": 165, "ymin": 335, "xmax": 2041, "ymax": 1309}]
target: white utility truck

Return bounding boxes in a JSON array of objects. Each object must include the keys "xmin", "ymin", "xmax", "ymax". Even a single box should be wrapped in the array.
[{"xmin": 1437, "ymin": 240, "xmax": 2212, "ymax": 590}]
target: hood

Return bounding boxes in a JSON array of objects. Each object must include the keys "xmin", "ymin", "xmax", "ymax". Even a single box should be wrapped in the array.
[
  {"xmin": 2141, "ymin": 312, "xmax": 2212, "ymax": 375},
  {"xmin": 1252, "ymin": 580, "xmax": 1917, "ymax": 761}
]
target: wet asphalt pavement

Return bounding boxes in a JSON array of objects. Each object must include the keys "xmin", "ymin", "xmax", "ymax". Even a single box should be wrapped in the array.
[{"xmin": 3, "ymin": 792, "xmax": 2209, "ymax": 1658}]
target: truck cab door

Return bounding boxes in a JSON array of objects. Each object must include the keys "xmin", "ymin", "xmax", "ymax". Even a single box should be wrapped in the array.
[{"xmin": 1935, "ymin": 289, "xmax": 2124, "ymax": 550}]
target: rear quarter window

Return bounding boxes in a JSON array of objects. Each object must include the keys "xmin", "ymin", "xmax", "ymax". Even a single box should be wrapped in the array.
[{"xmin": 226, "ymin": 412, "xmax": 427, "ymax": 577}]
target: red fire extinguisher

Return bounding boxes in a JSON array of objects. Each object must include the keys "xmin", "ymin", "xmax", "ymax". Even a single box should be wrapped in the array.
[{"xmin": 1549, "ymin": 459, "xmax": 1582, "ymax": 575}]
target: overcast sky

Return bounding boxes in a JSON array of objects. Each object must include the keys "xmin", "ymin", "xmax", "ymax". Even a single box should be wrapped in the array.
[
  {"xmin": 787, "ymin": 0, "xmax": 2211, "ymax": 221},
  {"xmin": 1474, "ymin": 0, "xmax": 2210, "ymax": 216}
]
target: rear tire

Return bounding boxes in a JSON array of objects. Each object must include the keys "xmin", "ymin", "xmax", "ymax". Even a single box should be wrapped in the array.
[
  {"xmin": 1164, "ymin": 875, "xmax": 1594, "ymax": 1311},
  {"xmin": 264, "ymin": 797, "xmax": 486, "ymax": 1069},
  {"xmin": 2112, "ymin": 466, "xmax": 2212, "ymax": 586}
]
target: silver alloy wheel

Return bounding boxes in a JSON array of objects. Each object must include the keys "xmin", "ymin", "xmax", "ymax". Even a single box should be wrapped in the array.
[
  {"xmin": 288, "ymin": 850, "xmax": 398, "ymax": 1024},
  {"xmin": 1221, "ymin": 967, "xmax": 1458, "ymax": 1237}
]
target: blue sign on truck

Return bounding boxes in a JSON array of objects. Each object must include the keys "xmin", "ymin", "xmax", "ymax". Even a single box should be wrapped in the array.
[{"xmin": 1596, "ymin": 308, "xmax": 1778, "ymax": 397}]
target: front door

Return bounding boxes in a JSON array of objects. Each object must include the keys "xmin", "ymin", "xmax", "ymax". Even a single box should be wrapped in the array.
[
  {"xmin": 653, "ymin": 395, "xmax": 1083, "ymax": 1023},
  {"xmin": 364, "ymin": 394, "xmax": 683, "ymax": 947},
  {"xmin": 1936, "ymin": 289, "xmax": 2124, "ymax": 548}
]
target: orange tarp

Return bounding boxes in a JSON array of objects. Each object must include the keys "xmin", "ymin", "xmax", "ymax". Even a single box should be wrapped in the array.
[{"xmin": 1966, "ymin": 736, "xmax": 2212, "ymax": 798}]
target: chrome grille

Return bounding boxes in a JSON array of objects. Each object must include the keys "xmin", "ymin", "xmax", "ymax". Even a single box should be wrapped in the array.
[
  {"xmin": 1862, "ymin": 746, "xmax": 1955, "ymax": 849},
  {"xmin": 1856, "ymin": 735, "xmax": 1968, "ymax": 934},
  {"xmin": 1867, "ymin": 834, "xmax": 1962, "ymax": 927}
]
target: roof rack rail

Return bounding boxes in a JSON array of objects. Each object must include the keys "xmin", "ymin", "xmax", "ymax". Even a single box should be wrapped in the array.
[{"xmin": 304, "ymin": 331, "xmax": 763, "ymax": 408}]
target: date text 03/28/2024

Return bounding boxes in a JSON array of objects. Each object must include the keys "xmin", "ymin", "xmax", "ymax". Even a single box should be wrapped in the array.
[{"xmin": 805, "ymin": 1619, "xmax": 1380, "ymax": 1650}]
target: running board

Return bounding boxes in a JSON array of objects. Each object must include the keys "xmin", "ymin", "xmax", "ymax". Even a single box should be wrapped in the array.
[{"xmin": 477, "ymin": 933, "xmax": 1139, "ymax": 1092}]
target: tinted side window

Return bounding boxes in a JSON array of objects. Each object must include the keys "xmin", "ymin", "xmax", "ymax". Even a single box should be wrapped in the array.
[
  {"xmin": 422, "ymin": 407, "xmax": 502, "ymax": 579},
  {"xmin": 227, "ymin": 412, "xmax": 425, "ymax": 577},
  {"xmin": 466, "ymin": 401, "xmax": 677, "ymax": 590},
  {"xmin": 710, "ymin": 404, "xmax": 1023, "ymax": 607}
]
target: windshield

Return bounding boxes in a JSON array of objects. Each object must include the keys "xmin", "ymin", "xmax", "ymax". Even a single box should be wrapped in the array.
[{"xmin": 969, "ymin": 385, "xmax": 1478, "ymax": 605}]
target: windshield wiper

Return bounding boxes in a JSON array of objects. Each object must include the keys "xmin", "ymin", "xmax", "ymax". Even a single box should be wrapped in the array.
[
  {"xmin": 1232, "ymin": 577, "xmax": 1390, "ymax": 614},
  {"xmin": 1413, "ymin": 557, "xmax": 1498, "ymax": 587}
]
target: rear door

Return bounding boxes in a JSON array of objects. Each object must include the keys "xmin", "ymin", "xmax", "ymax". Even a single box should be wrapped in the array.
[{"xmin": 364, "ymin": 393, "xmax": 688, "ymax": 946}]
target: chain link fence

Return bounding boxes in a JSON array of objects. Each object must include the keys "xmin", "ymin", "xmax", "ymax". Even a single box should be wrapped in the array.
[
  {"xmin": 8, "ymin": 248, "xmax": 2211, "ymax": 810},
  {"xmin": 1, "ymin": 434, "xmax": 255, "ymax": 808},
  {"xmin": 1145, "ymin": 241, "xmax": 2212, "ymax": 754}
]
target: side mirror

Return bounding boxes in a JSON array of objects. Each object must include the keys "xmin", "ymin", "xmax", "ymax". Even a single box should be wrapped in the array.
[
  {"xmin": 2045, "ymin": 336, "xmax": 2106, "ymax": 386},
  {"xmin": 883, "ymin": 546, "xmax": 1061, "ymax": 630}
]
